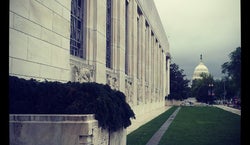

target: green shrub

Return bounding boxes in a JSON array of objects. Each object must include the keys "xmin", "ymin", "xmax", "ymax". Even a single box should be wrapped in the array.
[{"xmin": 9, "ymin": 76, "xmax": 135, "ymax": 132}]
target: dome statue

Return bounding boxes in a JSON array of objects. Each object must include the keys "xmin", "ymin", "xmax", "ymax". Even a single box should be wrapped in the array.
[{"xmin": 192, "ymin": 54, "xmax": 209, "ymax": 80}]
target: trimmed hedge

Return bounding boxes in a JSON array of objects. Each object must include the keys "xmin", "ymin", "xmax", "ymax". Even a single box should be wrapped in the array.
[{"xmin": 9, "ymin": 76, "xmax": 135, "ymax": 132}]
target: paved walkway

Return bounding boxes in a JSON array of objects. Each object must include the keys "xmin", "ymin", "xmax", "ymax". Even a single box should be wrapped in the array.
[
  {"xmin": 146, "ymin": 107, "xmax": 181, "ymax": 145},
  {"xmin": 127, "ymin": 106, "xmax": 172, "ymax": 134},
  {"xmin": 213, "ymin": 105, "xmax": 241, "ymax": 115}
]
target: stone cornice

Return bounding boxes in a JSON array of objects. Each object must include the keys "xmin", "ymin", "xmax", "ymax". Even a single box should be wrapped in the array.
[{"xmin": 136, "ymin": 0, "xmax": 170, "ymax": 53}]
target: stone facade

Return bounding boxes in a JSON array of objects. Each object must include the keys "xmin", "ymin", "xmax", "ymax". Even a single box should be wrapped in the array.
[
  {"xmin": 9, "ymin": 114, "xmax": 126, "ymax": 145},
  {"xmin": 9, "ymin": 0, "xmax": 72, "ymax": 82},
  {"xmin": 9, "ymin": 0, "xmax": 170, "ymax": 128}
]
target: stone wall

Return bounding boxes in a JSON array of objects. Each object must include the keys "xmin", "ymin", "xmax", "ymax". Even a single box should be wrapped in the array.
[
  {"xmin": 9, "ymin": 0, "xmax": 170, "ymax": 100},
  {"xmin": 9, "ymin": 0, "xmax": 71, "ymax": 82},
  {"xmin": 9, "ymin": 0, "xmax": 170, "ymax": 141},
  {"xmin": 165, "ymin": 100, "xmax": 182, "ymax": 106},
  {"xmin": 9, "ymin": 114, "xmax": 126, "ymax": 145}
]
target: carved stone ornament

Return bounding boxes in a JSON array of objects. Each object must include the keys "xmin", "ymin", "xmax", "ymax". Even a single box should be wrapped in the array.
[
  {"xmin": 125, "ymin": 77, "xmax": 133, "ymax": 105},
  {"xmin": 145, "ymin": 83, "xmax": 149, "ymax": 103},
  {"xmin": 72, "ymin": 66, "xmax": 94, "ymax": 83},
  {"xmin": 70, "ymin": 56, "xmax": 95, "ymax": 83},
  {"xmin": 106, "ymin": 71, "xmax": 119, "ymax": 90},
  {"xmin": 137, "ymin": 80, "xmax": 142, "ymax": 104}
]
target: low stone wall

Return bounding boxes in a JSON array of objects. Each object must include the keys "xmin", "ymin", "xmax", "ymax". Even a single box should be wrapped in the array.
[
  {"xmin": 9, "ymin": 114, "xmax": 126, "ymax": 145},
  {"xmin": 165, "ymin": 100, "xmax": 182, "ymax": 106},
  {"xmin": 131, "ymin": 101, "xmax": 165, "ymax": 117}
]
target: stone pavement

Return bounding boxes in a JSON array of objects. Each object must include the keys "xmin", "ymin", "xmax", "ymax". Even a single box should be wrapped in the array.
[
  {"xmin": 213, "ymin": 105, "xmax": 241, "ymax": 115},
  {"xmin": 145, "ymin": 107, "xmax": 181, "ymax": 145},
  {"xmin": 127, "ymin": 106, "xmax": 172, "ymax": 134}
]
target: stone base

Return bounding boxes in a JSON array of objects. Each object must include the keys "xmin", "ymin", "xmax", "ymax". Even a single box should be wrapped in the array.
[{"xmin": 9, "ymin": 114, "xmax": 126, "ymax": 145}]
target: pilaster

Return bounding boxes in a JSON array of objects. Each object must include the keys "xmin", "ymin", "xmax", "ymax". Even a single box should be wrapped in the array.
[
  {"xmin": 85, "ymin": 0, "xmax": 107, "ymax": 84},
  {"xmin": 118, "ymin": 0, "xmax": 126, "ymax": 93},
  {"xmin": 140, "ymin": 15, "xmax": 145, "ymax": 104},
  {"xmin": 148, "ymin": 27, "xmax": 152, "ymax": 102},
  {"xmin": 131, "ymin": 0, "xmax": 138, "ymax": 106}
]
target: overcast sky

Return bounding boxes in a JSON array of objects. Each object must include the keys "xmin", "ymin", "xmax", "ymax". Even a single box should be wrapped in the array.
[{"xmin": 154, "ymin": 0, "xmax": 241, "ymax": 80}]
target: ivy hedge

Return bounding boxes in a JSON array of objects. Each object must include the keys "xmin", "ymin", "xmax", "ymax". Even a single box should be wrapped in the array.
[{"xmin": 9, "ymin": 76, "xmax": 135, "ymax": 132}]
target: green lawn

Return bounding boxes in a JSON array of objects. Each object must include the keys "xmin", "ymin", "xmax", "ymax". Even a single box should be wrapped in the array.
[
  {"xmin": 127, "ymin": 106, "xmax": 241, "ymax": 145},
  {"xmin": 127, "ymin": 106, "xmax": 178, "ymax": 145},
  {"xmin": 159, "ymin": 106, "xmax": 241, "ymax": 145}
]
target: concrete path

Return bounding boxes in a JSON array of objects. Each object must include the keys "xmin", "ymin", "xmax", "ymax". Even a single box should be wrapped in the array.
[
  {"xmin": 146, "ymin": 107, "xmax": 181, "ymax": 145},
  {"xmin": 214, "ymin": 105, "xmax": 241, "ymax": 116},
  {"xmin": 127, "ymin": 106, "xmax": 171, "ymax": 134}
]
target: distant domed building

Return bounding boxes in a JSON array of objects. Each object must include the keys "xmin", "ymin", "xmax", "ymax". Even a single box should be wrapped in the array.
[{"xmin": 192, "ymin": 54, "xmax": 209, "ymax": 80}]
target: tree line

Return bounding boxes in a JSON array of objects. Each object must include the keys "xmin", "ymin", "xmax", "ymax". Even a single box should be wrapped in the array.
[{"xmin": 166, "ymin": 47, "xmax": 241, "ymax": 106}]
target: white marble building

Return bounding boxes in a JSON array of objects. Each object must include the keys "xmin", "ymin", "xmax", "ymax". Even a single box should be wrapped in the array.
[{"xmin": 9, "ymin": 0, "xmax": 170, "ymax": 116}]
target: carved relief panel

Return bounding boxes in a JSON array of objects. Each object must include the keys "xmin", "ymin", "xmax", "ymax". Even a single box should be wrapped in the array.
[
  {"xmin": 125, "ymin": 76, "xmax": 134, "ymax": 106},
  {"xmin": 70, "ymin": 56, "xmax": 95, "ymax": 83},
  {"xmin": 106, "ymin": 69, "xmax": 119, "ymax": 90}
]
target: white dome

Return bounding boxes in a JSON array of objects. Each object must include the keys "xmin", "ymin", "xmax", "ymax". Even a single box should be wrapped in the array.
[{"xmin": 192, "ymin": 62, "xmax": 209, "ymax": 80}]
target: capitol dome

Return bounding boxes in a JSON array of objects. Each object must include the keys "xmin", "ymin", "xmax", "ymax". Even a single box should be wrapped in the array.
[{"xmin": 192, "ymin": 55, "xmax": 209, "ymax": 80}]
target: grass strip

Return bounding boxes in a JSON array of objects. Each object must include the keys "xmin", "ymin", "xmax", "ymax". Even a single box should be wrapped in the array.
[
  {"xmin": 127, "ymin": 106, "xmax": 178, "ymax": 145},
  {"xmin": 158, "ymin": 106, "xmax": 241, "ymax": 145}
]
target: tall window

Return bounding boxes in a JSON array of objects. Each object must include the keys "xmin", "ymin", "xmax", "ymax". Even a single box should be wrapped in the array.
[
  {"xmin": 106, "ymin": 0, "xmax": 112, "ymax": 68},
  {"xmin": 125, "ymin": 0, "xmax": 129, "ymax": 74},
  {"xmin": 70, "ymin": 0, "xmax": 84, "ymax": 58},
  {"xmin": 137, "ymin": 7, "xmax": 142, "ymax": 78}
]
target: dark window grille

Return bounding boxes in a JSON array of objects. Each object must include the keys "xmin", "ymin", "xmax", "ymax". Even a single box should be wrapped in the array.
[
  {"xmin": 137, "ymin": 17, "xmax": 139, "ymax": 78},
  {"xmin": 70, "ymin": 0, "xmax": 84, "ymax": 58},
  {"xmin": 125, "ymin": 1, "xmax": 129, "ymax": 74},
  {"xmin": 106, "ymin": 0, "xmax": 112, "ymax": 68}
]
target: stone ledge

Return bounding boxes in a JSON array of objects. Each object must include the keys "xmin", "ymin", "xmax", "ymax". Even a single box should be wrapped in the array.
[
  {"xmin": 9, "ymin": 114, "xmax": 126, "ymax": 145},
  {"xmin": 9, "ymin": 114, "xmax": 95, "ymax": 122}
]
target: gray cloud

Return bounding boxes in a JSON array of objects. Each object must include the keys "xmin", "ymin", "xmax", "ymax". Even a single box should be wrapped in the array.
[{"xmin": 154, "ymin": 0, "xmax": 241, "ymax": 80}]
